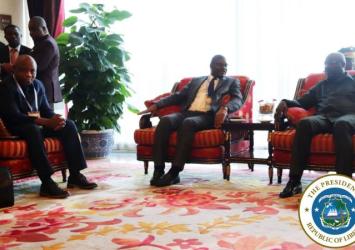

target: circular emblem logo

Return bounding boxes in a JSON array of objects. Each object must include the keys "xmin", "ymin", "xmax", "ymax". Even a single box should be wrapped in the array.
[{"xmin": 299, "ymin": 174, "xmax": 355, "ymax": 248}]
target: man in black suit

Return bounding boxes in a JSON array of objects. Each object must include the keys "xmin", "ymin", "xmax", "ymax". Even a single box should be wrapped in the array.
[
  {"xmin": 29, "ymin": 16, "xmax": 62, "ymax": 106},
  {"xmin": 139, "ymin": 55, "xmax": 243, "ymax": 187},
  {"xmin": 275, "ymin": 52, "xmax": 355, "ymax": 198},
  {"xmin": 0, "ymin": 25, "xmax": 31, "ymax": 81},
  {"xmin": 0, "ymin": 55, "xmax": 97, "ymax": 198}
]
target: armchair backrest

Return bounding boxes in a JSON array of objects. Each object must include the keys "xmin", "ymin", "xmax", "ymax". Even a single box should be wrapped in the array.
[
  {"xmin": 144, "ymin": 75, "xmax": 255, "ymax": 119},
  {"xmin": 176, "ymin": 76, "xmax": 255, "ymax": 120},
  {"xmin": 176, "ymin": 75, "xmax": 252, "ymax": 99},
  {"xmin": 294, "ymin": 70, "xmax": 355, "ymax": 99}
]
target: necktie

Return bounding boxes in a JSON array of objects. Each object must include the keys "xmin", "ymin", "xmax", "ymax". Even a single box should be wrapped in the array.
[
  {"xmin": 208, "ymin": 77, "xmax": 218, "ymax": 97},
  {"xmin": 10, "ymin": 48, "xmax": 18, "ymax": 64}
]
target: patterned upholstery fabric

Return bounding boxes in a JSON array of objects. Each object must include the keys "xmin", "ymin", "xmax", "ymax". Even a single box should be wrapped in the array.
[
  {"xmin": 286, "ymin": 107, "xmax": 315, "ymax": 125},
  {"xmin": 137, "ymin": 145, "xmax": 224, "ymax": 161},
  {"xmin": 0, "ymin": 137, "xmax": 64, "ymax": 158},
  {"xmin": 2, "ymin": 152, "xmax": 66, "ymax": 176},
  {"xmin": 271, "ymin": 130, "xmax": 355, "ymax": 154},
  {"xmin": 134, "ymin": 127, "xmax": 225, "ymax": 148}
]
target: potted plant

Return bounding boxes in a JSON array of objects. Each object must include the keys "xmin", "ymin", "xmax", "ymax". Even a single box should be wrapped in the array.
[{"xmin": 56, "ymin": 3, "xmax": 135, "ymax": 158}]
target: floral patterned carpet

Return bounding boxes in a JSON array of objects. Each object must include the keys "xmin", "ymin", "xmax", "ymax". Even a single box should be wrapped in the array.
[{"xmin": 0, "ymin": 155, "xmax": 354, "ymax": 250}]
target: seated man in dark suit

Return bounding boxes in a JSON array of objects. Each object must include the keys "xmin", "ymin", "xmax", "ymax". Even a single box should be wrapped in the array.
[
  {"xmin": 275, "ymin": 52, "xmax": 355, "ymax": 198},
  {"xmin": 139, "ymin": 55, "xmax": 243, "ymax": 187},
  {"xmin": 0, "ymin": 24, "xmax": 31, "ymax": 81},
  {"xmin": 0, "ymin": 55, "xmax": 97, "ymax": 198}
]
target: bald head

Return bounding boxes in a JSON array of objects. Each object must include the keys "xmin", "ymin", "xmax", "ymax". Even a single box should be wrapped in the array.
[
  {"xmin": 29, "ymin": 16, "xmax": 48, "ymax": 41},
  {"xmin": 325, "ymin": 52, "xmax": 346, "ymax": 66},
  {"xmin": 13, "ymin": 55, "xmax": 37, "ymax": 86},
  {"xmin": 325, "ymin": 52, "xmax": 346, "ymax": 80}
]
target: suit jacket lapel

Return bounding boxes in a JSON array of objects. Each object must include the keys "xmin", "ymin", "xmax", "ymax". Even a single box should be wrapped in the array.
[
  {"xmin": 191, "ymin": 76, "xmax": 208, "ymax": 95},
  {"xmin": 19, "ymin": 46, "xmax": 28, "ymax": 55},
  {"xmin": 214, "ymin": 76, "xmax": 227, "ymax": 94},
  {"xmin": 186, "ymin": 76, "xmax": 208, "ymax": 108},
  {"xmin": 1, "ymin": 46, "xmax": 10, "ymax": 62}
]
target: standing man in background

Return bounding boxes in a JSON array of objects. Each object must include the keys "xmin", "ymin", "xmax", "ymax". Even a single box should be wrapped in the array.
[
  {"xmin": 29, "ymin": 16, "xmax": 62, "ymax": 107},
  {"xmin": 0, "ymin": 25, "xmax": 31, "ymax": 81}
]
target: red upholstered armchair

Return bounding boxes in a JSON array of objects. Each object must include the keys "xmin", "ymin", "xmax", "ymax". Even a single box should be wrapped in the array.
[
  {"xmin": 0, "ymin": 119, "xmax": 67, "ymax": 202},
  {"xmin": 270, "ymin": 71, "xmax": 355, "ymax": 183},
  {"xmin": 134, "ymin": 75, "xmax": 255, "ymax": 180}
]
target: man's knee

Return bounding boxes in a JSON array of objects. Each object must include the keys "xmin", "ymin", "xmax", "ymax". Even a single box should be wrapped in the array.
[
  {"xmin": 157, "ymin": 116, "xmax": 174, "ymax": 130},
  {"xmin": 64, "ymin": 119, "xmax": 77, "ymax": 132},
  {"xmin": 296, "ymin": 119, "xmax": 313, "ymax": 134},
  {"xmin": 181, "ymin": 118, "xmax": 197, "ymax": 132},
  {"xmin": 21, "ymin": 124, "xmax": 42, "ymax": 137},
  {"xmin": 333, "ymin": 120, "xmax": 352, "ymax": 134}
]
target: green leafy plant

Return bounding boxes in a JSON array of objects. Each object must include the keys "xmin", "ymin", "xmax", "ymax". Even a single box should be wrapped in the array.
[{"xmin": 56, "ymin": 3, "xmax": 137, "ymax": 132}]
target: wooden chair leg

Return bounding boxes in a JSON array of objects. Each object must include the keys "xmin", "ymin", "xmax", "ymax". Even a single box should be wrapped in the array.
[
  {"xmin": 222, "ymin": 163, "xmax": 230, "ymax": 181},
  {"xmin": 248, "ymin": 163, "xmax": 254, "ymax": 171},
  {"xmin": 268, "ymin": 166, "xmax": 273, "ymax": 185},
  {"xmin": 61, "ymin": 169, "xmax": 67, "ymax": 182},
  {"xmin": 0, "ymin": 167, "xmax": 14, "ymax": 208},
  {"xmin": 277, "ymin": 168, "xmax": 283, "ymax": 184},
  {"xmin": 144, "ymin": 161, "xmax": 149, "ymax": 175}
]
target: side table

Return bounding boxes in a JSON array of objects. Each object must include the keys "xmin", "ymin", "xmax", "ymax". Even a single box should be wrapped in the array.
[{"xmin": 222, "ymin": 119, "xmax": 276, "ymax": 184}]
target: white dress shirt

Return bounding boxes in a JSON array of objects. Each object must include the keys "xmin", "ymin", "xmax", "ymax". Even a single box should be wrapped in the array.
[{"xmin": 188, "ymin": 75, "xmax": 219, "ymax": 112}]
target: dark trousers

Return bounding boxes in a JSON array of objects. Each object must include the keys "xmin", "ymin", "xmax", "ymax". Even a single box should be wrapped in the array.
[
  {"xmin": 290, "ymin": 114, "xmax": 355, "ymax": 181},
  {"xmin": 153, "ymin": 111, "xmax": 214, "ymax": 171},
  {"xmin": 10, "ymin": 120, "xmax": 87, "ymax": 182}
]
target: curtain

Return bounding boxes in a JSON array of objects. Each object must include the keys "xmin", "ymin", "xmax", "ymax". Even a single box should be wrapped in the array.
[{"xmin": 27, "ymin": 0, "xmax": 64, "ymax": 37}]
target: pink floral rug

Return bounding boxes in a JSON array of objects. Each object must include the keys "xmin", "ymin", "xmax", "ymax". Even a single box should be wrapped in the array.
[{"xmin": 0, "ymin": 156, "xmax": 353, "ymax": 250}]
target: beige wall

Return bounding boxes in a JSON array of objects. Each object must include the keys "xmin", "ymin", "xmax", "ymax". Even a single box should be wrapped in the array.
[{"xmin": 0, "ymin": 0, "xmax": 32, "ymax": 47}]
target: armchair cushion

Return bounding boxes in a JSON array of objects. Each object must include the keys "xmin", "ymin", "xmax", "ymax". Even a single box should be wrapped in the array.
[
  {"xmin": 0, "ymin": 138, "xmax": 64, "ymax": 158},
  {"xmin": 286, "ymin": 107, "xmax": 315, "ymax": 125},
  {"xmin": 134, "ymin": 127, "xmax": 225, "ymax": 148}
]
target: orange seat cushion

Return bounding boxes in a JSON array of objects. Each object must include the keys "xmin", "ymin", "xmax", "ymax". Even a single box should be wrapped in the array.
[
  {"xmin": 137, "ymin": 145, "xmax": 224, "ymax": 161},
  {"xmin": 0, "ymin": 138, "xmax": 64, "ymax": 158},
  {"xmin": 2, "ymin": 152, "xmax": 66, "ymax": 175},
  {"xmin": 270, "ymin": 130, "xmax": 355, "ymax": 154},
  {"xmin": 134, "ymin": 127, "xmax": 225, "ymax": 148}
]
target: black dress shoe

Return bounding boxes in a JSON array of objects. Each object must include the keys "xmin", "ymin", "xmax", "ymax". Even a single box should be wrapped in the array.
[
  {"xmin": 150, "ymin": 170, "xmax": 164, "ymax": 186},
  {"xmin": 155, "ymin": 173, "xmax": 180, "ymax": 187},
  {"xmin": 40, "ymin": 180, "xmax": 70, "ymax": 199},
  {"xmin": 279, "ymin": 180, "xmax": 302, "ymax": 198},
  {"xmin": 67, "ymin": 173, "xmax": 98, "ymax": 190}
]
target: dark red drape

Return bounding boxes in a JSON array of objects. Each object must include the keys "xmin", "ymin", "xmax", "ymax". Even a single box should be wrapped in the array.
[{"xmin": 27, "ymin": 0, "xmax": 65, "ymax": 38}]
